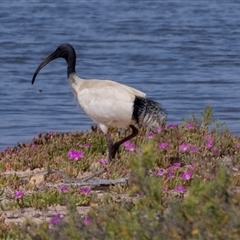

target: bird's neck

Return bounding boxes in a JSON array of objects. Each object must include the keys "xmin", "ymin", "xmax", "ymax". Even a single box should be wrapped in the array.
[
  {"xmin": 68, "ymin": 73, "xmax": 82, "ymax": 97},
  {"xmin": 67, "ymin": 55, "xmax": 76, "ymax": 78}
]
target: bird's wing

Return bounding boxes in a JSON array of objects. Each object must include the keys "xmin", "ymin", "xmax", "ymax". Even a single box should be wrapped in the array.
[
  {"xmin": 75, "ymin": 79, "xmax": 146, "ymax": 98},
  {"xmin": 75, "ymin": 82, "xmax": 142, "ymax": 126}
]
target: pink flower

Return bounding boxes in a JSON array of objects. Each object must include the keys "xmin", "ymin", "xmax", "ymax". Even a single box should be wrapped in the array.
[
  {"xmin": 159, "ymin": 142, "xmax": 168, "ymax": 149},
  {"xmin": 50, "ymin": 213, "xmax": 62, "ymax": 225},
  {"xmin": 187, "ymin": 164, "xmax": 195, "ymax": 169},
  {"xmin": 175, "ymin": 186, "xmax": 186, "ymax": 193},
  {"xmin": 80, "ymin": 187, "xmax": 91, "ymax": 195},
  {"xmin": 205, "ymin": 140, "xmax": 214, "ymax": 148},
  {"xmin": 156, "ymin": 170, "xmax": 167, "ymax": 176},
  {"xmin": 172, "ymin": 162, "xmax": 181, "ymax": 168},
  {"xmin": 83, "ymin": 143, "xmax": 91, "ymax": 148},
  {"xmin": 123, "ymin": 141, "xmax": 136, "ymax": 151},
  {"xmin": 167, "ymin": 166, "xmax": 174, "ymax": 171},
  {"xmin": 180, "ymin": 172, "xmax": 192, "ymax": 180},
  {"xmin": 155, "ymin": 126, "xmax": 162, "ymax": 132},
  {"xmin": 123, "ymin": 141, "xmax": 131, "ymax": 147},
  {"xmin": 15, "ymin": 190, "xmax": 24, "ymax": 199},
  {"xmin": 188, "ymin": 145, "xmax": 198, "ymax": 153},
  {"xmin": 99, "ymin": 158, "xmax": 107, "ymax": 164},
  {"xmin": 167, "ymin": 163, "xmax": 181, "ymax": 171},
  {"xmin": 60, "ymin": 185, "xmax": 68, "ymax": 192},
  {"xmin": 3, "ymin": 147, "xmax": 10, "ymax": 153},
  {"xmin": 146, "ymin": 132, "xmax": 154, "ymax": 139},
  {"xmin": 212, "ymin": 149, "xmax": 219, "ymax": 155},
  {"xmin": 83, "ymin": 216, "xmax": 91, "ymax": 225},
  {"xmin": 179, "ymin": 142, "xmax": 189, "ymax": 152},
  {"xmin": 126, "ymin": 143, "xmax": 136, "ymax": 151},
  {"xmin": 67, "ymin": 150, "xmax": 84, "ymax": 160},
  {"xmin": 179, "ymin": 143, "xmax": 198, "ymax": 153},
  {"xmin": 185, "ymin": 123, "xmax": 194, "ymax": 129},
  {"xmin": 167, "ymin": 172, "xmax": 175, "ymax": 179}
]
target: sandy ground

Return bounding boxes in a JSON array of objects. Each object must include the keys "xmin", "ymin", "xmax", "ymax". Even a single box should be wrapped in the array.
[
  {"xmin": 0, "ymin": 168, "xmax": 128, "ymax": 226},
  {"xmin": 1, "ymin": 205, "xmax": 90, "ymax": 225}
]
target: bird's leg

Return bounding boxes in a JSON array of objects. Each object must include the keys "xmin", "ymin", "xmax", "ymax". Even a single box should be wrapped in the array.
[
  {"xmin": 105, "ymin": 132, "xmax": 113, "ymax": 162},
  {"xmin": 111, "ymin": 125, "xmax": 138, "ymax": 159}
]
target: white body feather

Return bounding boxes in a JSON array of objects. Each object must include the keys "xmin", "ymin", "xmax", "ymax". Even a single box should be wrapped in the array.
[{"xmin": 69, "ymin": 73, "xmax": 146, "ymax": 133}]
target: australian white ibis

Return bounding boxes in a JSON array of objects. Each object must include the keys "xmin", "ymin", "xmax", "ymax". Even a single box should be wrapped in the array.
[{"xmin": 31, "ymin": 43, "xmax": 167, "ymax": 162}]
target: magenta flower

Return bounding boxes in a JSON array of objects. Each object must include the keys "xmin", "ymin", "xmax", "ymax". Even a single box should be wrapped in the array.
[
  {"xmin": 179, "ymin": 142, "xmax": 189, "ymax": 152},
  {"xmin": 80, "ymin": 187, "xmax": 91, "ymax": 195},
  {"xmin": 127, "ymin": 143, "xmax": 136, "ymax": 151},
  {"xmin": 156, "ymin": 170, "xmax": 167, "ymax": 176},
  {"xmin": 99, "ymin": 158, "xmax": 107, "ymax": 164},
  {"xmin": 167, "ymin": 172, "xmax": 175, "ymax": 179},
  {"xmin": 15, "ymin": 190, "xmax": 24, "ymax": 199},
  {"xmin": 159, "ymin": 142, "xmax": 168, "ymax": 149},
  {"xmin": 3, "ymin": 147, "xmax": 10, "ymax": 153},
  {"xmin": 188, "ymin": 145, "xmax": 198, "ymax": 153},
  {"xmin": 50, "ymin": 213, "xmax": 62, "ymax": 225},
  {"xmin": 167, "ymin": 123, "xmax": 178, "ymax": 129},
  {"xmin": 187, "ymin": 164, "xmax": 195, "ymax": 169},
  {"xmin": 185, "ymin": 123, "xmax": 194, "ymax": 129},
  {"xmin": 123, "ymin": 141, "xmax": 131, "ymax": 147},
  {"xmin": 175, "ymin": 186, "xmax": 186, "ymax": 193},
  {"xmin": 123, "ymin": 141, "xmax": 136, "ymax": 151},
  {"xmin": 172, "ymin": 162, "xmax": 181, "ymax": 168},
  {"xmin": 167, "ymin": 163, "xmax": 181, "ymax": 171},
  {"xmin": 205, "ymin": 140, "xmax": 214, "ymax": 148},
  {"xmin": 146, "ymin": 132, "xmax": 154, "ymax": 139},
  {"xmin": 67, "ymin": 150, "xmax": 84, "ymax": 160},
  {"xmin": 212, "ymin": 149, "xmax": 219, "ymax": 155},
  {"xmin": 180, "ymin": 172, "xmax": 192, "ymax": 180},
  {"xmin": 155, "ymin": 126, "xmax": 163, "ymax": 132},
  {"xmin": 179, "ymin": 143, "xmax": 198, "ymax": 153},
  {"xmin": 60, "ymin": 185, "xmax": 69, "ymax": 193},
  {"xmin": 167, "ymin": 165, "xmax": 174, "ymax": 171},
  {"xmin": 83, "ymin": 216, "xmax": 91, "ymax": 225},
  {"xmin": 83, "ymin": 143, "xmax": 91, "ymax": 148}
]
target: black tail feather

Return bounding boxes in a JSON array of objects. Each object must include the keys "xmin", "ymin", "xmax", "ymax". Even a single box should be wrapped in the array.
[{"xmin": 132, "ymin": 96, "xmax": 167, "ymax": 126}]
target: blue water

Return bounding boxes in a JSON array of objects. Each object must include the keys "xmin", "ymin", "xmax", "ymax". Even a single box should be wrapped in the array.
[{"xmin": 0, "ymin": 1, "xmax": 240, "ymax": 150}]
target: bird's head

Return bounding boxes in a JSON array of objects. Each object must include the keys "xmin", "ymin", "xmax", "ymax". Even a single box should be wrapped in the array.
[{"xmin": 31, "ymin": 43, "xmax": 76, "ymax": 84}]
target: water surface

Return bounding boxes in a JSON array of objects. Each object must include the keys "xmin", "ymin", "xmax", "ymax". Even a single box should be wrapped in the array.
[{"xmin": 0, "ymin": 1, "xmax": 240, "ymax": 150}]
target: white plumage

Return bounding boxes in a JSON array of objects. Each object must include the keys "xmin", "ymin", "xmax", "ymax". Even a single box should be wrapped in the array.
[
  {"xmin": 70, "ymin": 75, "xmax": 145, "ymax": 129},
  {"xmin": 32, "ymin": 43, "xmax": 166, "ymax": 162}
]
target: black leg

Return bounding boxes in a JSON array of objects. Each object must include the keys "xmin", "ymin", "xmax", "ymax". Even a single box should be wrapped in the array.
[
  {"xmin": 105, "ymin": 132, "xmax": 113, "ymax": 162},
  {"xmin": 111, "ymin": 125, "xmax": 138, "ymax": 158}
]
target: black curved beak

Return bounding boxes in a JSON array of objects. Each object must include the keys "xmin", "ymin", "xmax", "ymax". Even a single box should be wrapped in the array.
[{"xmin": 31, "ymin": 49, "xmax": 60, "ymax": 85}]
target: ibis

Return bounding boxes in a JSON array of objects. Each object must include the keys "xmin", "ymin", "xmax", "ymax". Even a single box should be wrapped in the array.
[{"xmin": 31, "ymin": 43, "xmax": 167, "ymax": 162}]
